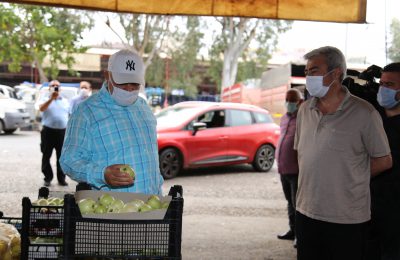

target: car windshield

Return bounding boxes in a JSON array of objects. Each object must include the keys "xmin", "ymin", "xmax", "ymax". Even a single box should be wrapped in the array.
[{"xmin": 156, "ymin": 106, "xmax": 203, "ymax": 128}]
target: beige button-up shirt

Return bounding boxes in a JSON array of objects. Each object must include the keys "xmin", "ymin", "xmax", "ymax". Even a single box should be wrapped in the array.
[{"xmin": 294, "ymin": 87, "xmax": 390, "ymax": 224}]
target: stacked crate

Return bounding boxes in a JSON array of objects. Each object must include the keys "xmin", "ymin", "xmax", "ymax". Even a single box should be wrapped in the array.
[{"xmin": 20, "ymin": 195, "xmax": 64, "ymax": 259}]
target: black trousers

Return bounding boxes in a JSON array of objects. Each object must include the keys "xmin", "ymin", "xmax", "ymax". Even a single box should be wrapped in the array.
[
  {"xmin": 296, "ymin": 211, "xmax": 368, "ymax": 260},
  {"xmin": 280, "ymin": 174, "xmax": 298, "ymax": 233},
  {"xmin": 367, "ymin": 182, "xmax": 400, "ymax": 260},
  {"xmin": 40, "ymin": 126, "xmax": 66, "ymax": 183}
]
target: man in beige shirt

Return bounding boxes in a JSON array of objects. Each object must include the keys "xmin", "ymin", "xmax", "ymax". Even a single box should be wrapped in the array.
[{"xmin": 294, "ymin": 46, "xmax": 392, "ymax": 260}]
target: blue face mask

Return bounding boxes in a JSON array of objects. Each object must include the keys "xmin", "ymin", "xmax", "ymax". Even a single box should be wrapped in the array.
[
  {"xmin": 377, "ymin": 86, "xmax": 400, "ymax": 109},
  {"xmin": 285, "ymin": 102, "xmax": 298, "ymax": 114}
]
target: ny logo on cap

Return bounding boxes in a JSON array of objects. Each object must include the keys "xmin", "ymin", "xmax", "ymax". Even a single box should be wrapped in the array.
[{"xmin": 126, "ymin": 60, "xmax": 135, "ymax": 71}]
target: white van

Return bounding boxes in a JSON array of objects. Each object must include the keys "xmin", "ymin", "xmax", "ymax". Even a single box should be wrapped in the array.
[
  {"xmin": 14, "ymin": 83, "xmax": 40, "ymax": 122},
  {"xmin": 0, "ymin": 92, "xmax": 31, "ymax": 134},
  {"xmin": 0, "ymin": 84, "xmax": 19, "ymax": 99}
]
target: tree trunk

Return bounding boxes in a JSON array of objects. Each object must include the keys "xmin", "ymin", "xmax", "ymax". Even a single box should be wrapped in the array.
[
  {"xmin": 35, "ymin": 59, "xmax": 48, "ymax": 83},
  {"xmin": 221, "ymin": 41, "xmax": 241, "ymax": 96}
]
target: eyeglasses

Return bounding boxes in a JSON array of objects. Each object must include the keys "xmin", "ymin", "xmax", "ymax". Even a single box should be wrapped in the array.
[{"xmin": 51, "ymin": 85, "xmax": 60, "ymax": 87}]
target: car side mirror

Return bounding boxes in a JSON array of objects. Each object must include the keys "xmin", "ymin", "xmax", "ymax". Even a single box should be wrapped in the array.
[{"xmin": 192, "ymin": 122, "xmax": 207, "ymax": 136}]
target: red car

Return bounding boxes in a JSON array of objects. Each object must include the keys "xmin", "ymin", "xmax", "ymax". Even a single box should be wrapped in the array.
[{"xmin": 156, "ymin": 101, "xmax": 280, "ymax": 179}]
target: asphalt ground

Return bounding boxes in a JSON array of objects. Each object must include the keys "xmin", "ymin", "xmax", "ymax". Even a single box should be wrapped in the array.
[{"xmin": 0, "ymin": 130, "xmax": 297, "ymax": 260}]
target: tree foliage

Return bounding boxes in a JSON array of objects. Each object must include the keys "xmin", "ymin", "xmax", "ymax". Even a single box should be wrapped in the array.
[
  {"xmin": 0, "ymin": 4, "xmax": 93, "ymax": 83},
  {"xmin": 108, "ymin": 14, "xmax": 170, "ymax": 72},
  {"xmin": 207, "ymin": 18, "xmax": 292, "ymax": 93},
  {"xmin": 389, "ymin": 18, "xmax": 400, "ymax": 62},
  {"xmin": 106, "ymin": 13, "xmax": 171, "ymax": 94},
  {"xmin": 165, "ymin": 17, "xmax": 204, "ymax": 97},
  {"xmin": 109, "ymin": 15, "xmax": 203, "ymax": 97}
]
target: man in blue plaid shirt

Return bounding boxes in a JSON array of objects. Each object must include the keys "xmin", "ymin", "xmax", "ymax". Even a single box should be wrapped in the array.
[{"xmin": 60, "ymin": 49, "xmax": 163, "ymax": 194}]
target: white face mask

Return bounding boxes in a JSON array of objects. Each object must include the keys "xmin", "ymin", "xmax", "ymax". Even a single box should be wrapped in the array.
[
  {"xmin": 79, "ymin": 89, "xmax": 91, "ymax": 97},
  {"xmin": 110, "ymin": 84, "xmax": 139, "ymax": 106},
  {"xmin": 306, "ymin": 70, "xmax": 336, "ymax": 98}
]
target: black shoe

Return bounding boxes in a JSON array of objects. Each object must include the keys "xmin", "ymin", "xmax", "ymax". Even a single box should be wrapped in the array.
[
  {"xmin": 277, "ymin": 230, "xmax": 295, "ymax": 240},
  {"xmin": 58, "ymin": 180, "xmax": 68, "ymax": 186},
  {"xmin": 44, "ymin": 180, "xmax": 51, "ymax": 187},
  {"xmin": 293, "ymin": 238, "xmax": 297, "ymax": 248}
]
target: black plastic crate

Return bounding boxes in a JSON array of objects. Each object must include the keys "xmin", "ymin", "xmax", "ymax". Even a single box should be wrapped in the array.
[
  {"xmin": 20, "ymin": 183, "xmax": 92, "ymax": 260},
  {"xmin": 0, "ymin": 211, "xmax": 22, "ymax": 233},
  {"xmin": 21, "ymin": 197, "xmax": 64, "ymax": 260},
  {"xmin": 62, "ymin": 185, "xmax": 184, "ymax": 260}
]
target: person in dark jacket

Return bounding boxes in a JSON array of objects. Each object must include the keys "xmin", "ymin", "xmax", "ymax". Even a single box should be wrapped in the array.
[{"xmin": 370, "ymin": 62, "xmax": 400, "ymax": 260}]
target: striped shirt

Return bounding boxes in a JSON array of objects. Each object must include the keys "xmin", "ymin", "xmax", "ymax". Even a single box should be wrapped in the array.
[{"xmin": 60, "ymin": 84, "xmax": 163, "ymax": 195}]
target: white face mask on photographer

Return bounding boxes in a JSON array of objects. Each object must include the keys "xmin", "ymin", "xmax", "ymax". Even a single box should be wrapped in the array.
[
  {"xmin": 306, "ymin": 70, "xmax": 336, "ymax": 98},
  {"xmin": 79, "ymin": 89, "xmax": 91, "ymax": 98},
  {"xmin": 109, "ymin": 82, "xmax": 139, "ymax": 106}
]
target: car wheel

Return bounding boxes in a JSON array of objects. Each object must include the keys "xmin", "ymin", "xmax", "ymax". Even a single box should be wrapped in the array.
[
  {"xmin": 4, "ymin": 129, "xmax": 16, "ymax": 134},
  {"xmin": 252, "ymin": 144, "xmax": 275, "ymax": 172},
  {"xmin": 159, "ymin": 148, "xmax": 182, "ymax": 179}
]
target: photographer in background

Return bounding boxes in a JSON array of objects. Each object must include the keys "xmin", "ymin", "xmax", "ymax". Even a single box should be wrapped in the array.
[
  {"xmin": 38, "ymin": 80, "xmax": 70, "ymax": 187},
  {"xmin": 370, "ymin": 62, "xmax": 400, "ymax": 260}
]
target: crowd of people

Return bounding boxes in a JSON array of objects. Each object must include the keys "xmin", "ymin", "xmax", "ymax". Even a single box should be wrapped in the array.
[{"xmin": 36, "ymin": 47, "xmax": 399, "ymax": 260}]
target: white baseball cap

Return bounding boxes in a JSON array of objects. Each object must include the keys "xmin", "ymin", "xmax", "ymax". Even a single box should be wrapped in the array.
[{"xmin": 108, "ymin": 49, "xmax": 145, "ymax": 86}]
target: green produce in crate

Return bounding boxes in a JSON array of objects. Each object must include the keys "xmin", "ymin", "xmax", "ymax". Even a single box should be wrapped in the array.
[
  {"xmin": 120, "ymin": 164, "xmax": 136, "ymax": 179},
  {"xmin": 120, "ymin": 203, "xmax": 139, "ymax": 213},
  {"xmin": 94, "ymin": 204, "xmax": 107, "ymax": 214},
  {"xmin": 32, "ymin": 197, "xmax": 64, "ymax": 206},
  {"xmin": 78, "ymin": 198, "xmax": 96, "ymax": 214},
  {"xmin": 98, "ymin": 193, "xmax": 115, "ymax": 207},
  {"xmin": 146, "ymin": 195, "xmax": 161, "ymax": 209},
  {"xmin": 139, "ymin": 203, "xmax": 153, "ymax": 212},
  {"xmin": 77, "ymin": 193, "xmax": 169, "ymax": 214},
  {"xmin": 107, "ymin": 199, "xmax": 125, "ymax": 213},
  {"xmin": 49, "ymin": 197, "xmax": 63, "ymax": 206},
  {"xmin": 33, "ymin": 198, "xmax": 48, "ymax": 206},
  {"xmin": 127, "ymin": 199, "xmax": 145, "ymax": 208}
]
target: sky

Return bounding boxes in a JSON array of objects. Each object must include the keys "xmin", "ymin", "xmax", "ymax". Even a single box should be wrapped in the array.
[
  {"xmin": 81, "ymin": 0, "xmax": 400, "ymax": 69},
  {"xmin": 273, "ymin": 0, "xmax": 400, "ymax": 68}
]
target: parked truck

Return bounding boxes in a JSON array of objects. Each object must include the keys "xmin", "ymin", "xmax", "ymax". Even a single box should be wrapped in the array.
[{"xmin": 221, "ymin": 63, "xmax": 306, "ymax": 122}]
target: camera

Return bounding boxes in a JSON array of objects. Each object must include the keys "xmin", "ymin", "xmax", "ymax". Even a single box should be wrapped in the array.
[
  {"xmin": 342, "ymin": 65, "xmax": 382, "ymax": 110},
  {"xmin": 54, "ymin": 86, "xmax": 59, "ymax": 92}
]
